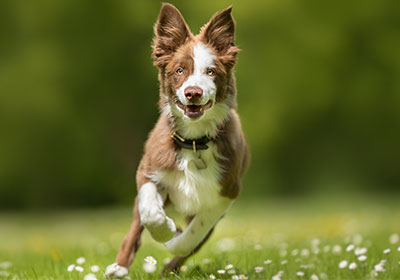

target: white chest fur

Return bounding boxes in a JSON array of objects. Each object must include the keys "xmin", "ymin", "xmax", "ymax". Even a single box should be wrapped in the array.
[{"xmin": 151, "ymin": 143, "xmax": 223, "ymax": 216}]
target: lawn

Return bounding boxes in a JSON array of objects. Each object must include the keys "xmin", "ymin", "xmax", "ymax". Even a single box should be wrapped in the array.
[{"xmin": 1, "ymin": 195, "xmax": 400, "ymax": 279}]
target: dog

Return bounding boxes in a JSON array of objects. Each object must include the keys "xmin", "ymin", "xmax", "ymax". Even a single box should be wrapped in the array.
[{"xmin": 106, "ymin": 3, "xmax": 249, "ymax": 277}]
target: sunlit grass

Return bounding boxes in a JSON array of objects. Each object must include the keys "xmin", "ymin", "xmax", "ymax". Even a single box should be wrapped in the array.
[{"xmin": 1, "ymin": 196, "xmax": 400, "ymax": 279}]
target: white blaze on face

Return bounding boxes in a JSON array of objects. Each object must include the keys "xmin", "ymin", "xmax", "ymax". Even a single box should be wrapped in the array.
[{"xmin": 176, "ymin": 43, "xmax": 217, "ymax": 106}]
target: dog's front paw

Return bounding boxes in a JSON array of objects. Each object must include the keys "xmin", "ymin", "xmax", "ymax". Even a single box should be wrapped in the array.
[
  {"xmin": 105, "ymin": 263, "xmax": 128, "ymax": 278},
  {"xmin": 147, "ymin": 215, "xmax": 177, "ymax": 243},
  {"xmin": 140, "ymin": 205, "xmax": 176, "ymax": 243}
]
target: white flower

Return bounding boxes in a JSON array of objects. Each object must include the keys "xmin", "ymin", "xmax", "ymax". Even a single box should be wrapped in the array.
[
  {"xmin": 225, "ymin": 264, "xmax": 234, "ymax": 270},
  {"xmin": 143, "ymin": 263, "xmax": 156, "ymax": 273},
  {"xmin": 202, "ymin": 258, "xmax": 211, "ymax": 265},
  {"xmin": 358, "ymin": 255, "xmax": 367, "ymax": 261},
  {"xmin": 346, "ymin": 244, "xmax": 355, "ymax": 252},
  {"xmin": 228, "ymin": 269, "xmax": 236, "ymax": 275},
  {"xmin": 76, "ymin": 257, "xmax": 86, "ymax": 265},
  {"xmin": 310, "ymin": 274, "xmax": 319, "ymax": 280},
  {"xmin": 217, "ymin": 269, "xmax": 226, "ymax": 274},
  {"xmin": 238, "ymin": 274, "xmax": 248, "ymax": 280},
  {"xmin": 332, "ymin": 245, "xmax": 342, "ymax": 254},
  {"xmin": 281, "ymin": 260, "xmax": 288, "ymax": 265},
  {"xmin": 264, "ymin": 259, "xmax": 272, "ymax": 264},
  {"xmin": 383, "ymin": 248, "xmax": 391, "ymax": 254},
  {"xmin": 354, "ymin": 247, "xmax": 367, "ymax": 256},
  {"xmin": 349, "ymin": 262, "xmax": 357, "ymax": 270},
  {"xmin": 292, "ymin": 249, "xmax": 299, "ymax": 256},
  {"xmin": 280, "ymin": 250, "xmax": 287, "ymax": 257},
  {"xmin": 323, "ymin": 245, "xmax": 330, "ymax": 252},
  {"xmin": 67, "ymin": 264, "xmax": 75, "ymax": 272},
  {"xmin": 0, "ymin": 262, "xmax": 12, "ymax": 270},
  {"xmin": 296, "ymin": 271, "xmax": 305, "ymax": 277},
  {"xmin": 232, "ymin": 276, "xmax": 239, "ymax": 280},
  {"xmin": 339, "ymin": 260, "xmax": 348, "ymax": 269},
  {"xmin": 371, "ymin": 270, "xmax": 378, "ymax": 277},
  {"xmin": 90, "ymin": 265, "xmax": 100, "ymax": 273},
  {"xmin": 83, "ymin": 273, "xmax": 97, "ymax": 280},
  {"xmin": 397, "ymin": 246, "xmax": 400, "ymax": 252},
  {"xmin": 390, "ymin": 233, "xmax": 399, "ymax": 244},
  {"xmin": 163, "ymin": 258, "xmax": 171, "ymax": 264},
  {"xmin": 144, "ymin": 256, "xmax": 157, "ymax": 265},
  {"xmin": 374, "ymin": 264, "xmax": 385, "ymax": 272},
  {"xmin": 209, "ymin": 274, "xmax": 216, "ymax": 280},
  {"xmin": 301, "ymin": 249, "xmax": 310, "ymax": 257},
  {"xmin": 180, "ymin": 265, "xmax": 188, "ymax": 272},
  {"xmin": 254, "ymin": 266, "xmax": 264, "ymax": 273},
  {"xmin": 75, "ymin": 266, "xmax": 84, "ymax": 272},
  {"xmin": 380, "ymin": 259, "xmax": 387, "ymax": 264},
  {"xmin": 272, "ymin": 274, "xmax": 281, "ymax": 280}
]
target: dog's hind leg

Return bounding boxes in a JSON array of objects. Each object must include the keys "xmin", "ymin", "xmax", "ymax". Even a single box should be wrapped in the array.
[
  {"xmin": 163, "ymin": 225, "xmax": 215, "ymax": 274},
  {"xmin": 165, "ymin": 198, "xmax": 232, "ymax": 257},
  {"xmin": 106, "ymin": 197, "xmax": 143, "ymax": 277}
]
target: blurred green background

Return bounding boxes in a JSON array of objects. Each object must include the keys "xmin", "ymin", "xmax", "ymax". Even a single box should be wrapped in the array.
[{"xmin": 1, "ymin": 0, "xmax": 399, "ymax": 210}]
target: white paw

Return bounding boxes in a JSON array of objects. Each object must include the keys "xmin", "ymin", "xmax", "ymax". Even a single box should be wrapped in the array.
[
  {"xmin": 140, "ymin": 203, "xmax": 166, "ymax": 228},
  {"xmin": 140, "ymin": 203, "xmax": 176, "ymax": 243},
  {"xmin": 104, "ymin": 263, "xmax": 128, "ymax": 278}
]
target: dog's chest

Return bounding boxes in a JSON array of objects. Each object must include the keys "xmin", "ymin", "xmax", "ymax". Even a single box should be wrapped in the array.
[{"xmin": 154, "ymin": 143, "xmax": 223, "ymax": 215}]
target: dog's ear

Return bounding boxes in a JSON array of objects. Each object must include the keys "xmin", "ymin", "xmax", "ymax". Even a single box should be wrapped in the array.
[
  {"xmin": 200, "ymin": 6, "xmax": 239, "ymax": 67},
  {"xmin": 152, "ymin": 3, "xmax": 192, "ymax": 67}
]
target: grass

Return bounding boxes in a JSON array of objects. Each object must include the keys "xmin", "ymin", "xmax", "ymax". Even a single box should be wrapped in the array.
[{"xmin": 1, "ymin": 195, "xmax": 400, "ymax": 279}]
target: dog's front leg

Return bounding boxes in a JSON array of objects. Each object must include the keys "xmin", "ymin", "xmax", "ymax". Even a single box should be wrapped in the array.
[
  {"xmin": 165, "ymin": 198, "xmax": 232, "ymax": 256},
  {"xmin": 138, "ymin": 182, "xmax": 177, "ymax": 242}
]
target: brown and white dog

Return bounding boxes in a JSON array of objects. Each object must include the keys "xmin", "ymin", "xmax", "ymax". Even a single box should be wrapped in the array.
[{"xmin": 106, "ymin": 3, "xmax": 249, "ymax": 277}]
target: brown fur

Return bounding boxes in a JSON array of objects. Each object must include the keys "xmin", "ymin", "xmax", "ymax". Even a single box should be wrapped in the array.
[{"xmin": 114, "ymin": 3, "xmax": 249, "ymax": 274}]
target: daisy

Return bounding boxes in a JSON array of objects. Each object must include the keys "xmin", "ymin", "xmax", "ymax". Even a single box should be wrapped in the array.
[
  {"xmin": 217, "ymin": 269, "xmax": 226, "ymax": 274},
  {"xmin": 358, "ymin": 255, "xmax": 367, "ymax": 262},
  {"xmin": 383, "ymin": 248, "xmax": 391, "ymax": 254},
  {"xmin": 67, "ymin": 264, "xmax": 75, "ymax": 272},
  {"xmin": 310, "ymin": 274, "xmax": 319, "ymax": 280},
  {"xmin": 75, "ymin": 266, "xmax": 84, "ymax": 272},
  {"xmin": 254, "ymin": 266, "xmax": 264, "ymax": 273},
  {"xmin": 346, "ymin": 244, "xmax": 355, "ymax": 252},
  {"xmin": 76, "ymin": 257, "xmax": 86, "ymax": 265},
  {"xmin": 296, "ymin": 271, "xmax": 305, "ymax": 277},
  {"xmin": 349, "ymin": 262, "xmax": 357, "ymax": 270},
  {"xmin": 264, "ymin": 259, "xmax": 272, "ymax": 265},
  {"xmin": 90, "ymin": 265, "xmax": 100, "ymax": 273},
  {"xmin": 339, "ymin": 260, "xmax": 348, "ymax": 269},
  {"xmin": 144, "ymin": 256, "xmax": 157, "ymax": 265}
]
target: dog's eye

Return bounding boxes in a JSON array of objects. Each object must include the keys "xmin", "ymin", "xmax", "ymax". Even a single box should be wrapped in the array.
[
  {"xmin": 176, "ymin": 67, "xmax": 184, "ymax": 75},
  {"xmin": 207, "ymin": 68, "xmax": 216, "ymax": 76}
]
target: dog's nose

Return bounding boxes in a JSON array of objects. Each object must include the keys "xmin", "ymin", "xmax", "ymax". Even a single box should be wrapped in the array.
[{"xmin": 184, "ymin": 86, "xmax": 203, "ymax": 101}]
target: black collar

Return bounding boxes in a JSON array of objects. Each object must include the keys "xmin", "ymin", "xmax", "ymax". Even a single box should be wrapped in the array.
[{"xmin": 170, "ymin": 132, "xmax": 212, "ymax": 152}]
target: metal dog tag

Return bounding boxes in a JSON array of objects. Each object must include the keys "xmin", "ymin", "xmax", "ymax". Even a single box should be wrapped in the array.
[{"xmin": 193, "ymin": 155, "xmax": 207, "ymax": 170}]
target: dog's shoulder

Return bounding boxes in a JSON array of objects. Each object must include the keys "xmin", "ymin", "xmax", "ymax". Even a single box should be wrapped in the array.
[{"xmin": 136, "ymin": 114, "xmax": 177, "ymax": 187}]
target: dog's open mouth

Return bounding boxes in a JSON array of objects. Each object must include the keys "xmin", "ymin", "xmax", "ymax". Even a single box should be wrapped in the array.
[{"xmin": 176, "ymin": 100, "xmax": 213, "ymax": 119}]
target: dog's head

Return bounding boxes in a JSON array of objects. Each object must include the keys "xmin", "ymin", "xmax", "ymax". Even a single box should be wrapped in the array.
[{"xmin": 152, "ymin": 3, "xmax": 239, "ymax": 125}]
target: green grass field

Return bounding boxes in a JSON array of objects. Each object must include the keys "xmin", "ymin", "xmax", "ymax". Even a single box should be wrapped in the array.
[{"xmin": 1, "ymin": 196, "xmax": 400, "ymax": 280}]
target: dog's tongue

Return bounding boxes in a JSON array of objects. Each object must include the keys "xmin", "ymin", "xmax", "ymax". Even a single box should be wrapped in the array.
[{"xmin": 185, "ymin": 105, "xmax": 203, "ymax": 118}]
